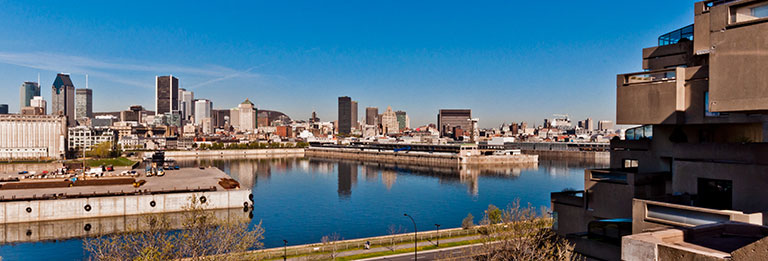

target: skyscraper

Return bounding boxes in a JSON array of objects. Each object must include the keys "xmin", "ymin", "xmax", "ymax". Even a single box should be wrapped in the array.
[
  {"xmin": 585, "ymin": 117, "xmax": 594, "ymax": 131},
  {"xmin": 230, "ymin": 99, "xmax": 257, "ymax": 132},
  {"xmin": 365, "ymin": 107, "xmax": 378, "ymax": 125},
  {"xmin": 381, "ymin": 106, "xmax": 398, "ymax": 134},
  {"xmin": 19, "ymin": 81, "xmax": 40, "ymax": 109},
  {"xmin": 179, "ymin": 88, "xmax": 194, "ymax": 121},
  {"xmin": 75, "ymin": 88, "xmax": 93, "ymax": 120},
  {"xmin": 155, "ymin": 75, "xmax": 179, "ymax": 115},
  {"xmin": 351, "ymin": 101, "xmax": 358, "ymax": 130},
  {"xmin": 51, "ymin": 74, "xmax": 76, "ymax": 126},
  {"xmin": 0, "ymin": 104, "xmax": 8, "ymax": 114},
  {"xmin": 194, "ymin": 99, "xmax": 213, "ymax": 125},
  {"xmin": 337, "ymin": 96, "xmax": 352, "ymax": 135},
  {"xmin": 395, "ymin": 110, "xmax": 409, "ymax": 131},
  {"xmin": 437, "ymin": 109, "xmax": 471, "ymax": 138}
]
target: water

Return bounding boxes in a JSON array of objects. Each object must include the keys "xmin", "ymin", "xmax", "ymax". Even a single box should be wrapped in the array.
[{"xmin": 0, "ymin": 156, "xmax": 605, "ymax": 260}]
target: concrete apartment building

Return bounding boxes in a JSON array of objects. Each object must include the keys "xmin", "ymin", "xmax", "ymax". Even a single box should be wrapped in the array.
[
  {"xmin": 550, "ymin": 1, "xmax": 768, "ymax": 260},
  {"xmin": 0, "ymin": 114, "xmax": 67, "ymax": 160}
]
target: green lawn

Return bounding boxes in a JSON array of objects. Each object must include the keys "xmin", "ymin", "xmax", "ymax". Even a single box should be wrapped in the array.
[
  {"xmin": 335, "ymin": 239, "xmax": 484, "ymax": 261},
  {"xmin": 73, "ymin": 157, "xmax": 137, "ymax": 167}
]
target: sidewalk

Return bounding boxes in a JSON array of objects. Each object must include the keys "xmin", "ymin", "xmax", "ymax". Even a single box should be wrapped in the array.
[{"xmin": 284, "ymin": 235, "xmax": 480, "ymax": 260}]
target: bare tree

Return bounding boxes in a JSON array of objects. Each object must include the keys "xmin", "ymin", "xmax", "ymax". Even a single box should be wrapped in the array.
[
  {"xmin": 470, "ymin": 199, "xmax": 578, "ymax": 261},
  {"xmin": 321, "ymin": 232, "xmax": 342, "ymax": 260},
  {"xmin": 84, "ymin": 195, "xmax": 264, "ymax": 260},
  {"xmin": 386, "ymin": 224, "xmax": 406, "ymax": 251}
]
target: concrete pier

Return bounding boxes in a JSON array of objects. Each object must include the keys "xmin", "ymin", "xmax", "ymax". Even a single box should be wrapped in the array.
[
  {"xmin": 306, "ymin": 147, "xmax": 538, "ymax": 166},
  {"xmin": 0, "ymin": 167, "xmax": 252, "ymax": 224},
  {"xmin": 0, "ymin": 207, "xmax": 249, "ymax": 244},
  {"xmin": 144, "ymin": 148, "xmax": 304, "ymax": 158}
]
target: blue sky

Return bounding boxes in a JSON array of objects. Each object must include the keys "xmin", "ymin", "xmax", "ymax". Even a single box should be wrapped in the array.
[{"xmin": 0, "ymin": 0, "xmax": 697, "ymax": 128}]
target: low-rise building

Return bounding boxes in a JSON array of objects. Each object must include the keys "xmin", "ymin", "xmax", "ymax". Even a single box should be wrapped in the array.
[
  {"xmin": 0, "ymin": 114, "xmax": 67, "ymax": 160},
  {"xmin": 67, "ymin": 126, "xmax": 117, "ymax": 152}
]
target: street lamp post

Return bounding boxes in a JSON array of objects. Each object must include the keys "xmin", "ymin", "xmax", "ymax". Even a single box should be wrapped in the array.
[
  {"xmin": 435, "ymin": 224, "xmax": 441, "ymax": 247},
  {"xmin": 283, "ymin": 239, "xmax": 288, "ymax": 261},
  {"xmin": 404, "ymin": 213, "xmax": 417, "ymax": 260}
]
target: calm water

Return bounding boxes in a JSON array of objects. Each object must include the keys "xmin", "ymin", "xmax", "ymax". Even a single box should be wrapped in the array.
[{"xmin": 0, "ymin": 156, "xmax": 605, "ymax": 260}]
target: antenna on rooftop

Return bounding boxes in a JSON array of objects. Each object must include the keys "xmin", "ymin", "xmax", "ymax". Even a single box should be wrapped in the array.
[
  {"xmin": 37, "ymin": 73, "xmax": 40, "ymax": 85},
  {"xmin": 86, "ymin": 74, "xmax": 89, "ymax": 89}
]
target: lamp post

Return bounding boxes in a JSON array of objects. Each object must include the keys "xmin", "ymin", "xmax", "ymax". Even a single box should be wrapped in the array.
[
  {"xmin": 404, "ymin": 213, "xmax": 417, "ymax": 260},
  {"xmin": 435, "ymin": 224, "xmax": 441, "ymax": 247},
  {"xmin": 283, "ymin": 239, "xmax": 288, "ymax": 261}
]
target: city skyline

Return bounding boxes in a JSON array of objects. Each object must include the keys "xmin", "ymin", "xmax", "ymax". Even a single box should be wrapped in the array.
[{"xmin": 0, "ymin": 1, "xmax": 698, "ymax": 127}]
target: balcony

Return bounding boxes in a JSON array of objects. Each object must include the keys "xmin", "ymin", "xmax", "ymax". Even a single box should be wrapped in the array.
[
  {"xmin": 616, "ymin": 67, "xmax": 686, "ymax": 125},
  {"xmin": 632, "ymin": 199, "xmax": 763, "ymax": 234},
  {"xmin": 658, "ymin": 24, "xmax": 693, "ymax": 46}
]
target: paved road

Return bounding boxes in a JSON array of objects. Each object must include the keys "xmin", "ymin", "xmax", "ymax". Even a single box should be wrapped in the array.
[{"xmin": 283, "ymin": 235, "xmax": 481, "ymax": 261}]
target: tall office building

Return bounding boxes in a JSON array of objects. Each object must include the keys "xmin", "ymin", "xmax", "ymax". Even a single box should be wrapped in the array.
[
  {"xmin": 155, "ymin": 75, "xmax": 179, "ymax": 115},
  {"xmin": 381, "ymin": 106, "xmax": 399, "ymax": 134},
  {"xmin": 351, "ymin": 101, "xmax": 358, "ymax": 130},
  {"xmin": 437, "ymin": 109, "xmax": 471, "ymax": 138},
  {"xmin": 551, "ymin": 1, "xmax": 768, "ymax": 259},
  {"xmin": 337, "ymin": 96, "xmax": 352, "ymax": 135},
  {"xmin": 365, "ymin": 107, "xmax": 378, "ymax": 125},
  {"xmin": 598, "ymin": 120, "xmax": 614, "ymax": 131},
  {"xmin": 179, "ymin": 88, "xmax": 194, "ymax": 121},
  {"xmin": 75, "ymin": 88, "xmax": 93, "ymax": 120},
  {"xmin": 585, "ymin": 117, "xmax": 594, "ymax": 131},
  {"xmin": 194, "ymin": 99, "xmax": 213, "ymax": 125},
  {"xmin": 0, "ymin": 104, "xmax": 7, "ymax": 114},
  {"xmin": 395, "ymin": 110, "xmax": 409, "ymax": 131},
  {"xmin": 19, "ymin": 81, "xmax": 40, "ymax": 109},
  {"xmin": 230, "ymin": 99, "xmax": 257, "ymax": 132},
  {"xmin": 51, "ymin": 74, "xmax": 76, "ymax": 126}
]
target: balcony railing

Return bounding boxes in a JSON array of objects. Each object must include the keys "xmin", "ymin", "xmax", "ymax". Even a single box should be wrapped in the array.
[
  {"xmin": 620, "ymin": 68, "xmax": 677, "ymax": 85},
  {"xmin": 588, "ymin": 168, "xmax": 630, "ymax": 184},
  {"xmin": 658, "ymin": 24, "xmax": 693, "ymax": 46},
  {"xmin": 634, "ymin": 199, "xmax": 763, "ymax": 229}
]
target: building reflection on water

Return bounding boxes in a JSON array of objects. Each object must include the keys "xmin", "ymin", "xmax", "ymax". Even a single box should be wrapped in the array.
[{"xmin": 175, "ymin": 156, "xmax": 608, "ymax": 199}]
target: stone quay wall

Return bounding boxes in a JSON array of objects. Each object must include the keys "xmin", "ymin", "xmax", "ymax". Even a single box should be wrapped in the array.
[{"xmin": 0, "ymin": 189, "xmax": 252, "ymax": 224}]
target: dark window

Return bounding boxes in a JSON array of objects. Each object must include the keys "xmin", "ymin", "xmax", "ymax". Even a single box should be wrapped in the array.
[{"xmin": 697, "ymin": 178, "xmax": 732, "ymax": 210}]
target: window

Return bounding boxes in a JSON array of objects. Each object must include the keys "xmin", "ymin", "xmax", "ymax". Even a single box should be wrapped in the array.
[
  {"xmin": 697, "ymin": 178, "xmax": 732, "ymax": 210},
  {"xmin": 704, "ymin": 92, "xmax": 720, "ymax": 117},
  {"xmin": 623, "ymin": 159, "xmax": 639, "ymax": 168},
  {"xmin": 752, "ymin": 4, "xmax": 768, "ymax": 18}
]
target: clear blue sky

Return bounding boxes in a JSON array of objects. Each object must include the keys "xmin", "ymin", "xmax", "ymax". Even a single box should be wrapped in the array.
[{"xmin": 0, "ymin": 0, "xmax": 697, "ymax": 128}]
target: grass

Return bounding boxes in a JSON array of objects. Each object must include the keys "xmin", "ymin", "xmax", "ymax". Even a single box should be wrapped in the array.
[
  {"xmin": 70, "ymin": 157, "xmax": 137, "ymax": 167},
  {"xmin": 335, "ymin": 238, "xmax": 484, "ymax": 261},
  {"xmin": 259, "ymin": 236, "xmax": 484, "ymax": 261}
]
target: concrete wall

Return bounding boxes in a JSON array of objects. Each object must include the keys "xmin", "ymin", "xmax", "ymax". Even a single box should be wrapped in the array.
[
  {"xmin": 0, "ymin": 189, "xmax": 251, "ymax": 224},
  {"xmin": 0, "ymin": 208, "xmax": 248, "ymax": 243},
  {"xmin": 616, "ymin": 67, "xmax": 686, "ymax": 125},
  {"xmin": 674, "ymin": 160, "xmax": 768, "ymax": 224},
  {"xmin": 708, "ymin": 1, "xmax": 768, "ymax": 112},
  {"xmin": 145, "ymin": 148, "xmax": 305, "ymax": 158},
  {"xmin": 522, "ymin": 150, "xmax": 608, "ymax": 163},
  {"xmin": 306, "ymin": 147, "xmax": 458, "ymax": 166}
]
